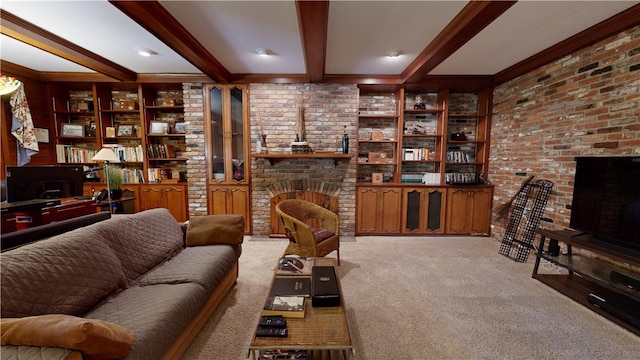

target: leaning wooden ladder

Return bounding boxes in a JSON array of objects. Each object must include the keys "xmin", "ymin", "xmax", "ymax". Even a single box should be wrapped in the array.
[{"xmin": 499, "ymin": 180, "xmax": 554, "ymax": 262}]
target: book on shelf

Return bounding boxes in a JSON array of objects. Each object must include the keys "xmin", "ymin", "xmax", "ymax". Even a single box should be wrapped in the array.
[
  {"xmin": 147, "ymin": 144, "xmax": 176, "ymax": 159},
  {"xmin": 262, "ymin": 296, "xmax": 306, "ymax": 318},
  {"xmin": 275, "ymin": 255, "xmax": 315, "ymax": 276},
  {"xmin": 56, "ymin": 145, "xmax": 97, "ymax": 163},
  {"xmin": 270, "ymin": 277, "xmax": 311, "ymax": 297}
]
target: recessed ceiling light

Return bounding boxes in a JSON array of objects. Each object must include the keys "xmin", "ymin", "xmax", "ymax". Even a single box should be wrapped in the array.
[
  {"xmin": 387, "ymin": 49, "xmax": 401, "ymax": 58},
  {"xmin": 256, "ymin": 48, "xmax": 271, "ymax": 57},
  {"xmin": 137, "ymin": 48, "xmax": 158, "ymax": 57}
]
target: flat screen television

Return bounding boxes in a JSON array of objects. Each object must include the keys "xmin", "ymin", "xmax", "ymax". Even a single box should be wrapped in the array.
[
  {"xmin": 569, "ymin": 156, "xmax": 640, "ymax": 258},
  {"xmin": 5, "ymin": 165, "xmax": 85, "ymax": 203}
]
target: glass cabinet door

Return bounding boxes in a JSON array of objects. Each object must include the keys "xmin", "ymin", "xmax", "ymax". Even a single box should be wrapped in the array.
[
  {"xmin": 206, "ymin": 84, "xmax": 248, "ymax": 184},
  {"xmin": 230, "ymin": 86, "xmax": 245, "ymax": 182},
  {"xmin": 209, "ymin": 86, "xmax": 225, "ymax": 182}
]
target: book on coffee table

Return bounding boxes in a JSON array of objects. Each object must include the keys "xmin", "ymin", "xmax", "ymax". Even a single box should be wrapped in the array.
[
  {"xmin": 276, "ymin": 255, "xmax": 315, "ymax": 276},
  {"xmin": 270, "ymin": 277, "xmax": 311, "ymax": 297},
  {"xmin": 262, "ymin": 296, "xmax": 306, "ymax": 318}
]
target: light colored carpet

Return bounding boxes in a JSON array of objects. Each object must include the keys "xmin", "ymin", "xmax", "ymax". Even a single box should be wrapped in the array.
[{"xmin": 182, "ymin": 236, "xmax": 640, "ymax": 359}]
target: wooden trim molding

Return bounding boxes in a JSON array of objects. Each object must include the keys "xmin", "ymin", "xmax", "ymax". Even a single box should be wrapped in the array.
[
  {"xmin": 110, "ymin": 0, "xmax": 232, "ymax": 83},
  {"xmin": 0, "ymin": 10, "xmax": 136, "ymax": 82},
  {"xmin": 402, "ymin": 1, "xmax": 516, "ymax": 84},
  {"xmin": 296, "ymin": 0, "xmax": 329, "ymax": 83}
]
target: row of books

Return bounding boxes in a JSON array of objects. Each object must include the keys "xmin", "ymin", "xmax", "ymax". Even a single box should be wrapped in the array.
[
  {"xmin": 148, "ymin": 168, "xmax": 172, "ymax": 183},
  {"xmin": 56, "ymin": 145, "xmax": 97, "ymax": 163},
  {"xmin": 402, "ymin": 147, "xmax": 431, "ymax": 161},
  {"xmin": 446, "ymin": 150, "xmax": 474, "ymax": 163},
  {"xmin": 262, "ymin": 256, "xmax": 315, "ymax": 319},
  {"xmin": 400, "ymin": 172, "xmax": 441, "ymax": 185},
  {"xmin": 109, "ymin": 144, "xmax": 145, "ymax": 162},
  {"xmin": 147, "ymin": 143, "xmax": 176, "ymax": 159},
  {"xmin": 121, "ymin": 168, "xmax": 145, "ymax": 184}
]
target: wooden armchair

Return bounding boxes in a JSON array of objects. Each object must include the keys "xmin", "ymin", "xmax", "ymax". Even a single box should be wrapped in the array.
[{"xmin": 275, "ymin": 199, "xmax": 340, "ymax": 265}]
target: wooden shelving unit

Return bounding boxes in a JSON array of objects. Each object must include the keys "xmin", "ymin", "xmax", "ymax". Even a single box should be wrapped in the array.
[{"xmin": 355, "ymin": 86, "xmax": 493, "ymax": 236}]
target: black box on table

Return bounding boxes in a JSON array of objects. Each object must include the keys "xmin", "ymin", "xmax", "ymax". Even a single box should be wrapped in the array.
[{"xmin": 311, "ymin": 266, "xmax": 340, "ymax": 307}]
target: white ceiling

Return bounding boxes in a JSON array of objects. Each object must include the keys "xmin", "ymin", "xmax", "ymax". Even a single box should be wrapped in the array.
[{"xmin": 1, "ymin": 1, "xmax": 639, "ymax": 86}]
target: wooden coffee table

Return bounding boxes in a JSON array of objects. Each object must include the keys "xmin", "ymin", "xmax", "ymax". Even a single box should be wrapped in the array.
[{"xmin": 248, "ymin": 257, "xmax": 355, "ymax": 359}]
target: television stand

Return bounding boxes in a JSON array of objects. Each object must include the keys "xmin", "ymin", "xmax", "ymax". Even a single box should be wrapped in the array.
[{"xmin": 533, "ymin": 228, "xmax": 640, "ymax": 336}]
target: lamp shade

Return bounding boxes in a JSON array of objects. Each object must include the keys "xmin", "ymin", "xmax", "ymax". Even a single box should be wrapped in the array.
[{"xmin": 92, "ymin": 148, "xmax": 120, "ymax": 163}]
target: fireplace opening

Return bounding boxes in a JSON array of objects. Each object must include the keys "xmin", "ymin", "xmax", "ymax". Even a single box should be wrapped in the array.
[{"xmin": 267, "ymin": 179, "xmax": 341, "ymax": 237}]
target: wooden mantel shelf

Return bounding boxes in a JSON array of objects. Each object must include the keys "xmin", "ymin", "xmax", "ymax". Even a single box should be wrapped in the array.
[{"xmin": 252, "ymin": 153, "xmax": 353, "ymax": 165}]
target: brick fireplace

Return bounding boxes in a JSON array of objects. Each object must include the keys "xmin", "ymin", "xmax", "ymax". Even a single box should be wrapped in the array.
[{"xmin": 249, "ymin": 83, "xmax": 358, "ymax": 236}]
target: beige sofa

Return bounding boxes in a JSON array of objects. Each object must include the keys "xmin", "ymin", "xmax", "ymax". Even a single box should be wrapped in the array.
[{"xmin": 0, "ymin": 208, "xmax": 243, "ymax": 360}]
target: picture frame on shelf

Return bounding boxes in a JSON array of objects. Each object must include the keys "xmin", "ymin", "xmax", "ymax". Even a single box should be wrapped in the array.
[
  {"xmin": 150, "ymin": 121, "xmax": 169, "ymax": 134},
  {"xmin": 173, "ymin": 122, "xmax": 186, "ymax": 134},
  {"xmin": 87, "ymin": 121, "xmax": 96, "ymax": 136},
  {"xmin": 117, "ymin": 124, "xmax": 134, "ymax": 137},
  {"xmin": 105, "ymin": 127, "xmax": 116, "ymax": 138},
  {"xmin": 61, "ymin": 123, "xmax": 85, "ymax": 137}
]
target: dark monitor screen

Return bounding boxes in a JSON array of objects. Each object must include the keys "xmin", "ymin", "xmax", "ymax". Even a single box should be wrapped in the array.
[
  {"xmin": 569, "ymin": 156, "xmax": 640, "ymax": 255},
  {"xmin": 5, "ymin": 165, "xmax": 85, "ymax": 203}
]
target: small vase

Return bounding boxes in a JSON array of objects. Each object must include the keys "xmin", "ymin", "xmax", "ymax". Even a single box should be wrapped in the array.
[{"xmin": 109, "ymin": 189, "xmax": 122, "ymax": 200}]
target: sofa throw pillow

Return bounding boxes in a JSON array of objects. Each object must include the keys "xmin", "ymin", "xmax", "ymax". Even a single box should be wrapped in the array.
[
  {"xmin": 0, "ymin": 314, "xmax": 135, "ymax": 360},
  {"xmin": 186, "ymin": 214, "xmax": 244, "ymax": 246}
]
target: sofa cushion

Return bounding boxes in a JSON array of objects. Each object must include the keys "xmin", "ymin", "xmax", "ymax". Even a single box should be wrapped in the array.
[
  {"xmin": 0, "ymin": 227, "xmax": 127, "ymax": 318},
  {"xmin": 0, "ymin": 314, "xmax": 135, "ymax": 360},
  {"xmin": 186, "ymin": 214, "xmax": 245, "ymax": 246},
  {"xmin": 1, "ymin": 345, "xmax": 83, "ymax": 360},
  {"xmin": 137, "ymin": 245, "xmax": 240, "ymax": 294},
  {"xmin": 93, "ymin": 209, "xmax": 184, "ymax": 281},
  {"xmin": 85, "ymin": 283, "xmax": 208, "ymax": 360}
]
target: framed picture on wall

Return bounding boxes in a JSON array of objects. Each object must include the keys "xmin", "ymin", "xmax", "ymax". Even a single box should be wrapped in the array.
[{"xmin": 35, "ymin": 128, "xmax": 50, "ymax": 143}]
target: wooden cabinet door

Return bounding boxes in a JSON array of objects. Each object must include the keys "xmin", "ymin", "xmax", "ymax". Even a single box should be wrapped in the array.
[
  {"xmin": 356, "ymin": 187, "xmax": 401, "ymax": 234},
  {"xmin": 446, "ymin": 187, "xmax": 492, "ymax": 235},
  {"xmin": 356, "ymin": 187, "xmax": 380, "ymax": 233},
  {"xmin": 402, "ymin": 187, "xmax": 445, "ymax": 234},
  {"xmin": 163, "ymin": 186, "xmax": 187, "ymax": 222},
  {"xmin": 209, "ymin": 187, "xmax": 229, "ymax": 215},
  {"xmin": 467, "ymin": 187, "xmax": 492, "ymax": 235},
  {"xmin": 378, "ymin": 187, "xmax": 401, "ymax": 233},
  {"xmin": 208, "ymin": 185, "xmax": 251, "ymax": 233},
  {"xmin": 140, "ymin": 186, "xmax": 165, "ymax": 211},
  {"xmin": 446, "ymin": 187, "xmax": 470, "ymax": 234}
]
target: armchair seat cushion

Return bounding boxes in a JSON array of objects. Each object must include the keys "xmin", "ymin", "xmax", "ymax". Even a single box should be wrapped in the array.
[{"xmin": 312, "ymin": 228, "xmax": 336, "ymax": 243}]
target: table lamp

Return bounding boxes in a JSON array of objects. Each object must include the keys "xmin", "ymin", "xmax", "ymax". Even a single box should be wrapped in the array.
[{"xmin": 91, "ymin": 148, "xmax": 120, "ymax": 212}]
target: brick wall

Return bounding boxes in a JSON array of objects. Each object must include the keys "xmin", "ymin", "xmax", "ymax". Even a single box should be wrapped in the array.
[
  {"xmin": 490, "ymin": 25, "xmax": 640, "ymax": 238},
  {"xmin": 182, "ymin": 83, "xmax": 207, "ymax": 215},
  {"xmin": 250, "ymin": 83, "xmax": 358, "ymax": 236},
  {"xmin": 182, "ymin": 82, "xmax": 358, "ymax": 235}
]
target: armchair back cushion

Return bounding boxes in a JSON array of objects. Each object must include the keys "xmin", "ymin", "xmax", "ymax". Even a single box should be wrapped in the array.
[{"xmin": 275, "ymin": 199, "xmax": 340, "ymax": 263}]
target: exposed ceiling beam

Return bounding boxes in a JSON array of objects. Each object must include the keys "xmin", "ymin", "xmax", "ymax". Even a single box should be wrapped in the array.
[
  {"xmin": 109, "ymin": 0, "xmax": 232, "ymax": 83},
  {"xmin": 0, "ymin": 10, "xmax": 137, "ymax": 82},
  {"xmin": 296, "ymin": 0, "xmax": 329, "ymax": 83},
  {"xmin": 0, "ymin": 60, "xmax": 42, "ymax": 81},
  {"xmin": 494, "ymin": 3, "xmax": 640, "ymax": 85},
  {"xmin": 402, "ymin": 0, "xmax": 516, "ymax": 84}
]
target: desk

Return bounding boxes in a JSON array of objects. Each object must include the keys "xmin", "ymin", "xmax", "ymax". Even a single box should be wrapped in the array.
[
  {"xmin": 2, "ymin": 198, "xmax": 94, "ymax": 234},
  {"xmin": 1, "ymin": 199, "xmax": 61, "ymax": 214},
  {"xmin": 93, "ymin": 197, "xmax": 136, "ymax": 214}
]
